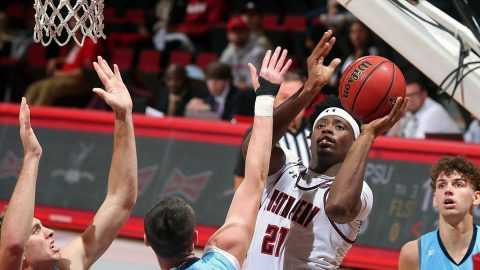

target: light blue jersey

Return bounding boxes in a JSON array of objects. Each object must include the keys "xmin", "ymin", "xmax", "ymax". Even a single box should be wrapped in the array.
[
  {"xmin": 178, "ymin": 245, "xmax": 240, "ymax": 270},
  {"xmin": 419, "ymin": 225, "xmax": 480, "ymax": 270}
]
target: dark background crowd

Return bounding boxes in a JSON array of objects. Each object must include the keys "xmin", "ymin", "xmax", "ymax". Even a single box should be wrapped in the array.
[{"xmin": 1, "ymin": 0, "xmax": 478, "ymax": 142}]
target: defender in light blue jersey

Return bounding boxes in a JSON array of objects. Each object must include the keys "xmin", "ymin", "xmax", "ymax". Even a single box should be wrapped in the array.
[
  {"xmin": 143, "ymin": 45, "xmax": 295, "ymax": 270},
  {"xmin": 399, "ymin": 156, "xmax": 480, "ymax": 270}
]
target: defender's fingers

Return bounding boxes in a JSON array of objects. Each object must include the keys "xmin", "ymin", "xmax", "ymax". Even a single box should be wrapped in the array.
[
  {"xmin": 93, "ymin": 61, "xmax": 108, "ymax": 84},
  {"xmin": 279, "ymin": 59, "xmax": 293, "ymax": 76},
  {"xmin": 113, "ymin": 64, "xmax": 124, "ymax": 83},
  {"xmin": 261, "ymin": 50, "xmax": 272, "ymax": 72},
  {"xmin": 248, "ymin": 63, "xmax": 258, "ymax": 80},
  {"xmin": 101, "ymin": 58, "xmax": 115, "ymax": 78},
  {"xmin": 19, "ymin": 97, "xmax": 27, "ymax": 126},
  {"xmin": 92, "ymin": 88, "xmax": 108, "ymax": 100},
  {"xmin": 268, "ymin": 47, "xmax": 281, "ymax": 69},
  {"xmin": 311, "ymin": 30, "xmax": 332, "ymax": 59},
  {"xmin": 328, "ymin": 58, "xmax": 342, "ymax": 70},
  {"xmin": 275, "ymin": 49, "xmax": 288, "ymax": 72},
  {"xmin": 322, "ymin": 37, "xmax": 336, "ymax": 57}
]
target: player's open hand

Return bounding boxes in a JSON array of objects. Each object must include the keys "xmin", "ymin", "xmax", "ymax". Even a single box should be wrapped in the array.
[
  {"xmin": 19, "ymin": 97, "xmax": 42, "ymax": 158},
  {"xmin": 361, "ymin": 97, "xmax": 409, "ymax": 137},
  {"xmin": 305, "ymin": 30, "xmax": 341, "ymax": 91},
  {"xmin": 92, "ymin": 56, "xmax": 133, "ymax": 118},
  {"xmin": 248, "ymin": 46, "xmax": 292, "ymax": 91}
]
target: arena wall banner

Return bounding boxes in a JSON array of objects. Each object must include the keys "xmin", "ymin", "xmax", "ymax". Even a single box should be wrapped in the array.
[{"xmin": 1, "ymin": 103, "xmax": 480, "ymax": 269}]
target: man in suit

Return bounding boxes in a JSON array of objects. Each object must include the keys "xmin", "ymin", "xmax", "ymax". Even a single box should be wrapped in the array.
[
  {"xmin": 186, "ymin": 61, "xmax": 254, "ymax": 120},
  {"xmin": 156, "ymin": 64, "xmax": 208, "ymax": 116}
]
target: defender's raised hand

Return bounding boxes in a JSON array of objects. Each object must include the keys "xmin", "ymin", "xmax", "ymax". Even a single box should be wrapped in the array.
[
  {"xmin": 19, "ymin": 97, "xmax": 42, "ymax": 158},
  {"xmin": 305, "ymin": 30, "xmax": 341, "ymax": 91},
  {"xmin": 248, "ymin": 46, "xmax": 292, "ymax": 91},
  {"xmin": 92, "ymin": 56, "xmax": 133, "ymax": 118}
]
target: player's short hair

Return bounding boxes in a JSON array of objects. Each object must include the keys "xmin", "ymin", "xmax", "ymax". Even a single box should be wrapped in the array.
[
  {"xmin": 144, "ymin": 196, "xmax": 196, "ymax": 259},
  {"xmin": 430, "ymin": 156, "xmax": 480, "ymax": 191}
]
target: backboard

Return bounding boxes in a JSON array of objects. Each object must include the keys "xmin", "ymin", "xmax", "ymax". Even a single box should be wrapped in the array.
[{"xmin": 337, "ymin": 0, "xmax": 480, "ymax": 119}]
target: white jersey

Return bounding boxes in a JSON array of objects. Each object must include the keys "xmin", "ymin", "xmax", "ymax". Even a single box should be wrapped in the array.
[{"xmin": 244, "ymin": 150, "xmax": 373, "ymax": 270}]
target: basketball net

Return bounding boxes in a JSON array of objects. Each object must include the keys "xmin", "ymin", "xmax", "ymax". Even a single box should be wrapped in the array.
[{"xmin": 33, "ymin": 0, "xmax": 106, "ymax": 46}]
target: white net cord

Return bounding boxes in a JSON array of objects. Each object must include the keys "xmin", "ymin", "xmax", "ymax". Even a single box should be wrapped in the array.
[{"xmin": 33, "ymin": 0, "xmax": 106, "ymax": 46}]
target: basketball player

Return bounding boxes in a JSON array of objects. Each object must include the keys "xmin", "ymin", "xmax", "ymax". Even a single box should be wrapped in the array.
[
  {"xmin": 241, "ymin": 30, "xmax": 409, "ymax": 269},
  {"xmin": 398, "ymin": 156, "xmax": 480, "ymax": 270},
  {"xmin": 233, "ymin": 71, "xmax": 310, "ymax": 189},
  {"xmin": 143, "ymin": 46, "xmax": 291, "ymax": 269},
  {"xmin": 0, "ymin": 56, "xmax": 138, "ymax": 270}
]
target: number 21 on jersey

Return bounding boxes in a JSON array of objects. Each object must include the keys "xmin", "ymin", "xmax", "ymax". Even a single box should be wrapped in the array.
[{"xmin": 261, "ymin": 224, "xmax": 290, "ymax": 257}]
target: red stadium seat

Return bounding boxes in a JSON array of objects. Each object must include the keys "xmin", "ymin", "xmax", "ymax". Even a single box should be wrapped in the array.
[
  {"xmin": 138, "ymin": 50, "xmax": 162, "ymax": 73},
  {"xmin": 110, "ymin": 47, "xmax": 136, "ymax": 88},
  {"xmin": 111, "ymin": 47, "xmax": 134, "ymax": 70},
  {"xmin": 169, "ymin": 51, "xmax": 193, "ymax": 66},
  {"xmin": 125, "ymin": 9, "xmax": 145, "ymax": 25},
  {"xmin": 283, "ymin": 16, "xmax": 307, "ymax": 32},
  {"xmin": 195, "ymin": 52, "xmax": 219, "ymax": 69},
  {"xmin": 137, "ymin": 50, "xmax": 163, "ymax": 97},
  {"xmin": 262, "ymin": 14, "xmax": 281, "ymax": 30}
]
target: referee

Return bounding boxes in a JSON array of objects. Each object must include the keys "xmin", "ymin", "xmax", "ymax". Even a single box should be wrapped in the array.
[{"xmin": 234, "ymin": 72, "xmax": 311, "ymax": 189}]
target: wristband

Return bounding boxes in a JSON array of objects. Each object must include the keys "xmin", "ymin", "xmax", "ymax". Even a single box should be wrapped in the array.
[
  {"xmin": 254, "ymin": 95, "xmax": 275, "ymax": 117},
  {"xmin": 256, "ymin": 77, "xmax": 280, "ymax": 97}
]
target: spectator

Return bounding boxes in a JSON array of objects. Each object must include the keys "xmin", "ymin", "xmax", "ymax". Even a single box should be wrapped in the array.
[
  {"xmin": 233, "ymin": 72, "xmax": 310, "ymax": 189},
  {"xmin": 142, "ymin": 0, "xmax": 194, "ymax": 53},
  {"xmin": 156, "ymin": 64, "xmax": 208, "ymax": 116},
  {"xmin": 243, "ymin": 1, "xmax": 272, "ymax": 50},
  {"xmin": 176, "ymin": 0, "xmax": 226, "ymax": 38},
  {"xmin": 24, "ymin": 19, "xmax": 99, "ymax": 106},
  {"xmin": 464, "ymin": 116, "xmax": 480, "ymax": 143},
  {"xmin": 318, "ymin": 0, "xmax": 355, "ymax": 33},
  {"xmin": 330, "ymin": 20, "xmax": 378, "ymax": 87},
  {"xmin": 387, "ymin": 69, "xmax": 460, "ymax": 139},
  {"xmin": 220, "ymin": 15, "xmax": 266, "ymax": 90},
  {"xmin": 185, "ymin": 61, "xmax": 254, "ymax": 120}
]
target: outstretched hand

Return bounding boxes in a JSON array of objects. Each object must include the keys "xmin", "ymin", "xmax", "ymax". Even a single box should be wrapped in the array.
[
  {"xmin": 19, "ymin": 97, "xmax": 42, "ymax": 158},
  {"xmin": 248, "ymin": 46, "xmax": 292, "ymax": 91},
  {"xmin": 305, "ymin": 30, "xmax": 341, "ymax": 91},
  {"xmin": 361, "ymin": 97, "xmax": 410, "ymax": 137},
  {"xmin": 92, "ymin": 56, "xmax": 133, "ymax": 118}
]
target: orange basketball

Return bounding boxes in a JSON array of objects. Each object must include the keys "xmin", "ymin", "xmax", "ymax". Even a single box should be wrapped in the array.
[{"xmin": 338, "ymin": 55, "xmax": 405, "ymax": 123}]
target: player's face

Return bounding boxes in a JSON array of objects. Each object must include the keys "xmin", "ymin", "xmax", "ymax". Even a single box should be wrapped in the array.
[
  {"xmin": 310, "ymin": 116, "xmax": 355, "ymax": 164},
  {"xmin": 433, "ymin": 171, "xmax": 480, "ymax": 219},
  {"xmin": 24, "ymin": 218, "xmax": 61, "ymax": 266}
]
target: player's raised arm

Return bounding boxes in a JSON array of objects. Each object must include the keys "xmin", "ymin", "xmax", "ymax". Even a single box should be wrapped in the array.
[
  {"xmin": 207, "ymin": 47, "xmax": 291, "ymax": 264},
  {"xmin": 326, "ymin": 97, "xmax": 409, "ymax": 223},
  {"xmin": 0, "ymin": 98, "xmax": 42, "ymax": 270},
  {"xmin": 61, "ymin": 56, "xmax": 138, "ymax": 269}
]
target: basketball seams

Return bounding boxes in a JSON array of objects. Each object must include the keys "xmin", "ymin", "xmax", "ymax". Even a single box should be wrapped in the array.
[
  {"xmin": 339, "ymin": 62, "xmax": 358, "ymax": 111},
  {"xmin": 362, "ymin": 62, "xmax": 396, "ymax": 121},
  {"xmin": 350, "ymin": 60, "xmax": 390, "ymax": 118}
]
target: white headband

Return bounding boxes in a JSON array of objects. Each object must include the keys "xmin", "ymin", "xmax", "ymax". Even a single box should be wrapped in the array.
[{"xmin": 313, "ymin": 107, "xmax": 360, "ymax": 139}]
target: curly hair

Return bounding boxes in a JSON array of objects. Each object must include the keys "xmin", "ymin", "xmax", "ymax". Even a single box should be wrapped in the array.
[{"xmin": 430, "ymin": 156, "xmax": 480, "ymax": 191}]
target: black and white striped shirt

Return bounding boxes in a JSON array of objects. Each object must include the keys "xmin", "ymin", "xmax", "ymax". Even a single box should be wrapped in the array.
[{"xmin": 278, "ymin": 121, "xmax": 311, "ymax": 165}]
